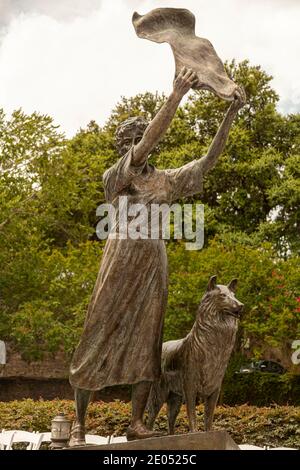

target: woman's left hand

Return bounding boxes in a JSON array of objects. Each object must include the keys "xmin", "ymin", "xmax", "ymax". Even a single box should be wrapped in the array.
[{"xmin": 231, "ymin": 86, "xmax": 246, "ymax": 111}]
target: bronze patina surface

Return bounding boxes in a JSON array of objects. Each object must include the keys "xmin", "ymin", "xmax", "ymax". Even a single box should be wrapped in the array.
[
  {"xmin": 147, "ymin": 276, "xmax": 244, "ymax": 434},
  {"xmin": 132, "ymin": 8, "xmax": 238, "ymax": 100},
  {"xmin": 68, "ymin": 9, "xmax": 246, "ymax": 445}
]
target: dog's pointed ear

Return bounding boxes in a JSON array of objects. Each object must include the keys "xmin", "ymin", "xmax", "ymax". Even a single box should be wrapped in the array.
[
  {"xmin": 207, "ymin": 275, "xmax": 217, "ymax": 292},
  {"xmin": 228, "ymin": 278, "xmax": 238, "ymax": 293}
]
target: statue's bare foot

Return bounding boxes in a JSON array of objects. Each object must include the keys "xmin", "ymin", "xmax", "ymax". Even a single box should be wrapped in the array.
[
  {"xmin": 68, "ymin": 422, "xmax": 86, "ymax": 447},
  {"xmin": 126, "ymin": 423, "xmax": 163, "ymax": 441}
]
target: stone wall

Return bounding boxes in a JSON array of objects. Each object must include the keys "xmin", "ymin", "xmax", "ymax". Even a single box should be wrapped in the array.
[
  {"xmin": 0, "ymin": 343, "xmax": 68, "ymax": 379},
  {"xmin": 0, "ymin": 343, "xmax": 131, "ymax": 402},
  {"xmin": 0, "ymin": 377, "xmax": 131, "ymax": 402}
]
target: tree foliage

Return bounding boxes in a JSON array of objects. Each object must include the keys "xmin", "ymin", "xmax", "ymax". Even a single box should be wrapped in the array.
[{"xmin": 0, "ymin": 60, "xmax": 299, "ymax": 362}]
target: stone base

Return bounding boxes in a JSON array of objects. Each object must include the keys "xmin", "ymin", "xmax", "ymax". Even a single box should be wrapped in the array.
[{"xmin": 69, "ymin": 431, "xmax": 239, "ymax": 451}]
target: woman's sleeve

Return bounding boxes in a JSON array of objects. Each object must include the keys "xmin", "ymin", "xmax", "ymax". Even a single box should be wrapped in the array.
[
  {"xmin": 102, "ymin": 147, "xmax": 146, "ymax": 202},
  {"xmin": 165, "ymin": 158, "xmax": 205, "ymax": 202}
]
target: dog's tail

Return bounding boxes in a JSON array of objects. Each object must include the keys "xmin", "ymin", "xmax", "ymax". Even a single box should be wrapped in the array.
[{"xmin": 146, "ymin": 377, "xmax": 164, "ymax": 410}]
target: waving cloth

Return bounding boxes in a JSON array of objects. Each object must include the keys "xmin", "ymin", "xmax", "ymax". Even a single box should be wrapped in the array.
[{"xmin": 132, "ymin": 8, "xmax": 238, "ymax": 101}]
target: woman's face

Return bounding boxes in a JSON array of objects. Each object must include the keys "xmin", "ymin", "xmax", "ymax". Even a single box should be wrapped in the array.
[{"xmin": 118, "ymin": 132, "xmax": 143, "ymax": 156}]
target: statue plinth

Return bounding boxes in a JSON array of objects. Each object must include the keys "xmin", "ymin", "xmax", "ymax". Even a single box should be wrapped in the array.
[{"xmin": 67, "ymin": 431, "xmax": 239, "ymax": 451}]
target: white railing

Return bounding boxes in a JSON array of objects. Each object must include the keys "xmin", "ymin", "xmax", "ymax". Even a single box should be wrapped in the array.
[{"xmin": 0, "ymin": 430, "xmax": 127, "ymax": 450}]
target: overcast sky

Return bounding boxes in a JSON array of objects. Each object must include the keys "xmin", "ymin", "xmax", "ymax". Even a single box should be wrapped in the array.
[{"xmin": 0, "ymin": 0, "xmax": 299, "ymax": 136}]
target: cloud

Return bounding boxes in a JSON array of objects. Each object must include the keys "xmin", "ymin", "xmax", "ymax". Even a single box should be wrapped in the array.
[
  {"xmin": 250, "ymin": 0, "xmax": 299, "ymax": 4},
  {"xmin": 0, "ymin": 0, "xmax": 102, "ymax": 28},
  {"xmin": 0, "ymin": 0, "xmax": 299, "ymax": 137},
  {"xmin": 0, "ymin": 0, "xmax": 162, "ymax": 136}
]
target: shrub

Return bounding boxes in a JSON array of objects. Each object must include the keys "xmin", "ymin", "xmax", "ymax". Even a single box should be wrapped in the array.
[{"xmin": 0, "ymin": 400, "xmax": 299, "ymax": 448}]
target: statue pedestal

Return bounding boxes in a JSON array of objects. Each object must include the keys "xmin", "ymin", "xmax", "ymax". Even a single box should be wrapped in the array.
[{"xmin": 69, "ymin": 431, "xmax": 239, "ymax": 451}]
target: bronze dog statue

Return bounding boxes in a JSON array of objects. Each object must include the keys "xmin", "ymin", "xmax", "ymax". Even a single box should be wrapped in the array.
[{"xmin": 147, "ymin": 275, "xmax": 243, "ymax": 434}]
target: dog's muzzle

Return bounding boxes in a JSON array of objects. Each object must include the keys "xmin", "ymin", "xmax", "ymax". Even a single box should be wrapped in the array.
[{"xmin": 227, "ymin": 304, "xmax": 244, "ymax": 319}]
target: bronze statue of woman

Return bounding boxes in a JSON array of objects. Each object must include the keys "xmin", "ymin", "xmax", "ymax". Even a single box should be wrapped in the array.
[{"xmin": 69, "ymin": 67, "xmax": 245, "ymax": 445}]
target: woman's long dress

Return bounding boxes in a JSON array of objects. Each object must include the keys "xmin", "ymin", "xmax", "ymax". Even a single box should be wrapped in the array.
[{"xmin": 69, "ymin": 149, "xmax": 205, "ymax": 391}]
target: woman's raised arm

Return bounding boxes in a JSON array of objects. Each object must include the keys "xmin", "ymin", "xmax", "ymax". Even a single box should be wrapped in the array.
[
  {"xmin": 201, "ymin": 87, "xmax": 246, "ymax": 174},
  {"xmin": 132, "ymin": 67, "xmax": 197, "ymax": 166}
]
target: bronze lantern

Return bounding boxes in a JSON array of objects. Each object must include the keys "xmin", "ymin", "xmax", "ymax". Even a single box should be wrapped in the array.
[{"xmin": 50, "ymin": 413, "xmax": 71, "ymax": 449}]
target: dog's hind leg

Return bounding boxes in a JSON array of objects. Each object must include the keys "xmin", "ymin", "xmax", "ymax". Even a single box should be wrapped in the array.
[
  {"xmin": 167, "ymin": 392, "xmax": 182, "ymax": 435},
  {"xmin": 147, "ymin": 402, "xmax": 162, "ymax": 430},
  {"xmin": 204, "ymin": 389, "xmax": 219, "ymax": 431},
  {"xmin": 146, "ymin": 382, "xmax": 166, "ymax": 430}
]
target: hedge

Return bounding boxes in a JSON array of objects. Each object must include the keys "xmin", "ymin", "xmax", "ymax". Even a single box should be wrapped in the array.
[
  {"xmin": 0, "ymin": 400, "xmax": 299, "ymax": 448},
  {"xmin": 222, "ymin": 372, "xmax": 300, "ymax": 406}
]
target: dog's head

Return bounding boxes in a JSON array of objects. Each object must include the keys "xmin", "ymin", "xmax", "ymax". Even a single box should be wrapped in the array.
[{"xmin": 203, "ymin": 275, "xmax": 244, "ymax": 320}]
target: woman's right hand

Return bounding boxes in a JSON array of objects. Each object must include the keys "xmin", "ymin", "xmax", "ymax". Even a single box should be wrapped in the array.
[
  {"xmin": 173, "ymin": 67, "xmax": 198, "ymax": 100},
  {"xmin": 231, "ymin": 86, "xmax": 246, "ymax": 111}
]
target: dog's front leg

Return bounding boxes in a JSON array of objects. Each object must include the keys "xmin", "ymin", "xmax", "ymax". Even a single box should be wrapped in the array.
[
  {"xmin": 204, "ymin": 389, "xmax": 219, "ymax": 431},
  {"xmin": 184, "ymin": 388, "xmax": 198, "ymax": 433}
]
